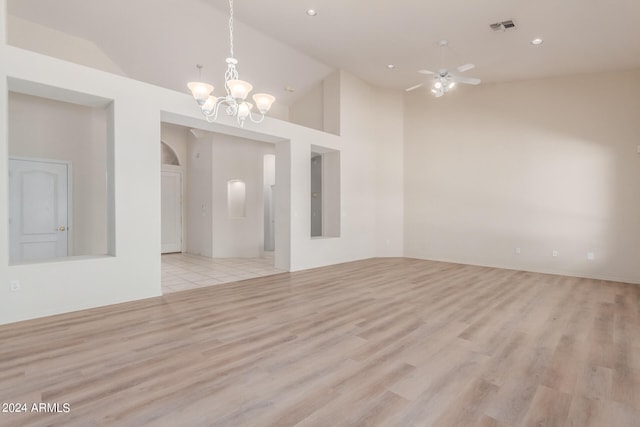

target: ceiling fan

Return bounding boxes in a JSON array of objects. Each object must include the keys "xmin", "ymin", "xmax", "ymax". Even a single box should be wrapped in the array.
[{"xmin": 406, "ymin": 40, "xmax": 481, "ymax": 97}]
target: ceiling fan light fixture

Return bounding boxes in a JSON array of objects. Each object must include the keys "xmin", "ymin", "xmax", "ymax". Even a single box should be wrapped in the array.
[{"xmin": 407, "ymin": 40, "xmax": 481, "ymax": 97}]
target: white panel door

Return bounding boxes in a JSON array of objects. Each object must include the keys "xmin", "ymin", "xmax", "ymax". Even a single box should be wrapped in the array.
[
  {"xmin": 9, "ymin": 158, "xmax": 69, "ymax": 264},
  {"xmin": 161, "ymin": 170, "xmax": 182, "ymax": 253}
]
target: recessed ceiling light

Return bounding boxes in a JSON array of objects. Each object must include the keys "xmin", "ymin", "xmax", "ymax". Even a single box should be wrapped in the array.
[
  {"xmin": 306, "ymin": 9, "xmax": 317, "ymax": 16},
  {"xmin": 530, "ymin": 37, "xmax": 544, "ymax": 46},
  {"xmin": 387, "ymin": 64, "xmax": 395, "ymax": 69},
  {"xmin": 284, "ymin": 86, "xmax": 296, "ymax": 93}
]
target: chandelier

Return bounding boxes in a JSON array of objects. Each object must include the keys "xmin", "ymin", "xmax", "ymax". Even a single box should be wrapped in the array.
[{"xmin": 187, "ymin": 0, "xmax": 275, "ymax": 126}]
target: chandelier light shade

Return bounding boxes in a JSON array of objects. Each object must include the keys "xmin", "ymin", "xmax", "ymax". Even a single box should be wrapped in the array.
[
  {"xmin": 253, "ymin": 93, "xmax": 276, "ymax": 114},
  {"xmin": 187, "ymin": 0, "xmax": 275, "ymax": 126},
  {"xmin": 227, "ymin": 80, "xmax": 253, "ymax": 100},
  {"xmin": 187, "ymin": 82, "xmax": 214, "ymax": 105}
]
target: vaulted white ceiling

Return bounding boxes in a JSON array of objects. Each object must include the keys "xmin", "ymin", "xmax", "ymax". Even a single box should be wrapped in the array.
[
  {"xmin": 208, "ymin": 0, "xmax": 640, "ymax": 89},
  {"xmin": 7, "ymin": 0, "xmax": 640, "ymax": 105}
]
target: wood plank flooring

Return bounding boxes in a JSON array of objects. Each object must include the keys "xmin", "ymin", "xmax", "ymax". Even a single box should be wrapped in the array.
[{"xmin": 0, "ymin": 258, "xmax": 639, "ymax": 426}]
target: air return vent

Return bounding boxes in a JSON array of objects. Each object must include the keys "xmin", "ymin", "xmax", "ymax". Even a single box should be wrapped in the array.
[{"xmin": 490, "ymin": 20, "xmax": 517, "ymax": 31}]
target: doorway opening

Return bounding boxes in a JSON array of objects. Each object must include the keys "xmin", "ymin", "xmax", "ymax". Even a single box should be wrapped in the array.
[
  {"xmin": 161, "ymin": 140, "xmax": 183, "ymax": 254},
  {"xmin": 161, "ymin": 170, "xmax": 183, "ymax": 254},
  {"xmin": 310, "ymin": 145, "xmax": 341, "ymax": 238},
  {"xmin": 160, "ymin": 123, "xmax": 283, "ymax": 293}
]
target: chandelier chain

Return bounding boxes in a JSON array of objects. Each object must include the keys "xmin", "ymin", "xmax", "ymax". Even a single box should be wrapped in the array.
[{"xmin": 228, "ymin": 0, "xmax": 234, "ymax": 58}]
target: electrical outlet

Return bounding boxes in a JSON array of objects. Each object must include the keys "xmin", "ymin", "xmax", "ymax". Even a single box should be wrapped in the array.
[
  {"xmin": 10, "ymin": 280, "xmax": 21, "ymax": 292},
  {"xmin": 552, "ymin": 250, "xmax": 559, "ymax": 257},
  {"xmin": 514, "ymin": 247, "xmax": 521, "ymax": 254},
  {"xmin": 587, "ymin": 251, "xmax": 595, "ymax": 261}
]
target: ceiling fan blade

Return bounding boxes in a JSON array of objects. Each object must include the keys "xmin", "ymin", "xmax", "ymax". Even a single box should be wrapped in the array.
[
  {"xmin": 450, "ymin": 76, "xmax": 481, "ymax": 85},
  {"xmin": 418, "ymin": 69, "xmax": 436, "ymax": 75},
  {"xmin": 405, "ymin": 83, "xmax": 424, "ymax": 92},
  {"xmin": 456, "ymin": 63, "xmax": 475, "ymax": 73}
]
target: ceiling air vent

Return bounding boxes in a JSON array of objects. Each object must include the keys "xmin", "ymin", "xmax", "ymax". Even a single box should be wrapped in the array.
[{"xmin": 490, "ymin": 20, "xmax": 517, "ymax": 31}]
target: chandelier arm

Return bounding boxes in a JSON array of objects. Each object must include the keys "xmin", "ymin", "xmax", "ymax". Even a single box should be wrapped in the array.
[
  {"xmin": 212, "ymin": 98, "xmax": 226, "ymax": 120},
  {"xmin": 248, "ymin": 112, "xmax": 266, "ymax": 124},
  {"xmin": 202, "ymin": 97, "xmax": 227, "ymax": 122}
]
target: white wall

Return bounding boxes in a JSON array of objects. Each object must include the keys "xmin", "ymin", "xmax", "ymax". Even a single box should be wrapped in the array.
[
  {"xmin": 288, "ymin": 72, "xmax": 342, "ymax": 136},
  {"xmin": 0, "ymin": 3, "xmax": 405, "ymax": 324},
  {"xmin": 281, "ymin": 70, "xmax": 405, "ymax": 270},
  {"xmin": 290, "ymin": 81, "xmax": 324, "ymax": 131},
  {"xmin": 210, "ymin": 134, "xmax": 275, "ymax": 257},
  {"xmin": 323, "ymin": 71, "xmax": 341, "ymax": 136},
  {"xmin": 263, "ymin": 154, "xmax": 276, "ymax": 251},
  {"xmin": 184, "ymin": 130, "xmax": 277, "ymax": 259},
  {"xmin": 339, "ymin": 71, "xmax": 405, "ymax": 258},
  {"xmin": 8, "ymin": 92, "xmax": 108, "ymax": 257},
  {"xmin": 186, "ymin": 131, "xmax": 213, "ymax": 257},
  {"xmin": 1, "ymin": 45, "xmax": 165, "ymax": 325},
  {"xmin": 265, "ymin": 103, "xmax": 290, "ymax": 122},
  {"xmin": 7, "ymin": 15, "xmax": 125, "ymax": 76},
  {"xmin": 404, "ymin": 69, "xmax": 640, "ymax": 283},
  {"xmin": 183, "ymin": 130, "xmax": 277, "ymax": 258},
  {"xmin": 161, "ymin": 122, "xmax": 188, "ymax": 168}
]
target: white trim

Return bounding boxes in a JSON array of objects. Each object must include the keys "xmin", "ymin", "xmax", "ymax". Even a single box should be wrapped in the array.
[
  {"xmin": 160, "ymin": 168, "xmax": 184, "ymax": 253},
  {"xmin": 161, "ymin": 140, "xmax": 182, "ymax": 167},
  {"xmin": 408, "ymin": 255, "xmax": 640, "ymax": 286},
  {"xmin": 160, "ymin": 164, "xmax": 182, "ymax": 172}
]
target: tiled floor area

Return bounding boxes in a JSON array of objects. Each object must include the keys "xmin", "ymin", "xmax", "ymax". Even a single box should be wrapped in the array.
[{"xmin": 161, "ymin": 252, "xmax": 284, "ymax": 294}]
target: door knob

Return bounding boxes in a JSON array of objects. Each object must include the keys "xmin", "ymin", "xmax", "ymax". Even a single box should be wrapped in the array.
[{"xmin": 58, "ymin": 226, "xmax": 66, "ymax": 231}]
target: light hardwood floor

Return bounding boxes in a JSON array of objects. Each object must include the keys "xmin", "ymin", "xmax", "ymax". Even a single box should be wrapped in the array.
[{"xmin": 1, "ymin": 258, "xmax": 639, "ymax": 426}]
